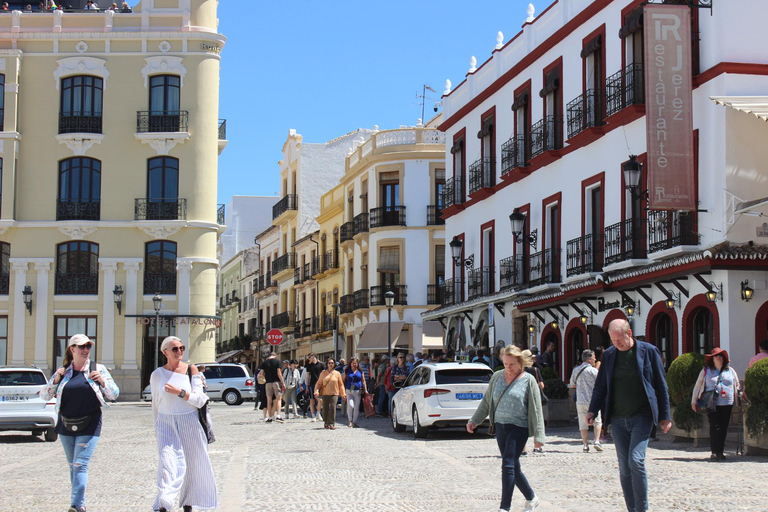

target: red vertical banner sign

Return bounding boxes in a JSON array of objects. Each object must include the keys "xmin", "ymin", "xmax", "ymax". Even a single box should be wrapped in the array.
[{"xmin": 644, "ymin": 5, "xmax": 696, "ymax": 211}]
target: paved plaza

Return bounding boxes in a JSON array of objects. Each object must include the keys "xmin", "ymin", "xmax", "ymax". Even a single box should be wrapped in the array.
[{"xmin": 0, "ymin": 402, "xmax": 766, "ymax": 512}]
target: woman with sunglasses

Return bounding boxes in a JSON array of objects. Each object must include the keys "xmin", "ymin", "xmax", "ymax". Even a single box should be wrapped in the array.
[
  {"xmin": 40, "ymin": 334, "xmax": 120, "ymax": 512},
  {"xmin": 342, "ymin": 357, "xmax": 368, "ymax": 428},
  {"xmin": 314, "ymin": 358, "xmax": 346, "ymax": 429},
  {"xmin": 150, "ymin": 336, "xmax": 217, "ymax": 512}
]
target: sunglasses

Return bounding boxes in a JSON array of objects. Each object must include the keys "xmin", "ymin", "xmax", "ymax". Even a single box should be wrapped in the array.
[
  {"xmin": 76, "ymin": 343, "xmax": 93, "ymax": 349},
  {"xmin": 170, "ymin": 346, "xmax": 186, "ymax": 353},
  {"xmin": 397, "ymin": 357, "xmax": 404, "ymax": 360}
]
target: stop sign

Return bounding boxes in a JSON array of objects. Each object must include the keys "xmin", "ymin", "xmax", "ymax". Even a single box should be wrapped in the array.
[{"xmin": 266, "ymin": 329, "xmax": 283, "ymax": 346}]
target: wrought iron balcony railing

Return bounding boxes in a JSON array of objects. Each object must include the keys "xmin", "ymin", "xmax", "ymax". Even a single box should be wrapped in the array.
[
  {"xmin": 218, "ymin": 119, "xmax": 227, "ymax": 140},
  {"xmin": 321, "ymin": 313, "xmax": 335, "ymax": 332},
  {"xmin": 499, "ymin": 255, "xmax": 528, "ymax": 290},
  {"xmin": 353, "ymin": 289, "xmax": 369, "ymax": 311},
  {"xmin": 528, "ymin": 248, "xmax": 561, "ymax": 288},
  {"xmin": 501, "ymin": 134, "xmax": 527, "ymax": 175},
  {"xmin": 57, "ymin": 200, "xmax": 100, "ymax": 221},
  {"xmin": 293, "ymin": 267, "xmax": 303, "ymax": 284},
  {"xmin": 217, "ymin": 204, "xmax": 226, "ymax": 225},
  {"xmin": 271, "ymin": 311, "xmax": 294, "ymax": 329},
  {"xmin": 54, "ymin": 272, "xmax": 98, "ymax": 295},
  {"xmin": 340, "ymin": 222, "xmax": 354, "ymax": 243},
  {"xmin": 530, "ymin": 116, "xmax": 563, "ymax": 158},
  {"xmin": 606, "ymin": 63, "xmax": 645, "ymax": 117},
  {"xmin": 323, "ymin": 250, "xmax": 338, "ymax": 271},
  {"xmin": 648, "ymin": 210, "xmax": 699, "ymax": 253},
  {"xmin": 427, "ymin": 205, "xmax": 445, "ymax": 226},
  {"xmin": 443, "ymin": 176, "xmax": 466, "ymax": 209},
  {"xmin": 441, "ymin": 278, "xmax": 464, "ymax": 306},
  {"xmin": 136, "ymin": 110, "xmax": 189, "ymax": 133},
  {"xmin": 134, "ymin": 198, "xmax": 186, "ymax": 221},
  {"xmin": 272, "ymin": 252, "xmax": 296, "ymax": 275},
  {"xmin": 264, "ymin": 271, "xmax": 276, "ymax": 290},
  {"xmin": 468, "ymin": 158, "xmax": 495, "ymax": 194},
  {"xmin": 303, "ymin": 263, "xmax": 312, "ymax": 282},
  {"xmin": 144, "ymin": 273, "xmax": 176, "ymax": 295},
  {"xmin": 272, "ymin": 194, "xmax": 298, "ymax": 220},
  {"xmin": 0, "ymin": 274, "xmax": 8, "ymax": 295},
  {"xmin": 353, "ymin": 212, "xmax": 369, "ymax": 235},
  {"xmin": 566, "ymin": 89, "xmax": 604, "ymax": 139},
  {"xmin": 566, "ymin": 233, "xmax": 604, "ymax": 277},
  {"xmin": 370, "ymin": 285, "xmax": 407, "ymax": 307},
  {"xmin": 311, "ymin": 256, "xmax": 322, "ymax": 277},
  {"xmin": 369, "ymin": 206, "xmax": 406, "ymax": 228},
  {"xmin": 604, "ymin": 218, "xmax": 647, "ymax": 265},
  {"xmin": 427, "ymin": 284, "xmax": 443, "ymax": 305},
  {"xmin": 340, "ymin": 294, "xmax": 355, "ymax": 315},
  {"xmin": 59, "ymin": 112, "xmax": 103, "ymax": 134},
  {"xmin": 467, "ymin": 267, "xmax": 494, "ymax": 300}
]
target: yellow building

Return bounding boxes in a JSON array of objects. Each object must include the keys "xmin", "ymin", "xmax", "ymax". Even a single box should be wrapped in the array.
[{"xmin": 0, "ymin": 0, "xmax": 226, "ymax": 399}]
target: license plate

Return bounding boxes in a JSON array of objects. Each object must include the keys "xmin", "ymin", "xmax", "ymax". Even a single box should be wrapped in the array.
[
  {"xmin": 456, "ymin": 393, "xmax": 483, "ymax": 400},
  {"xmin": 1, "ymin": 395, "xmax": 30, "ymax": 402}
]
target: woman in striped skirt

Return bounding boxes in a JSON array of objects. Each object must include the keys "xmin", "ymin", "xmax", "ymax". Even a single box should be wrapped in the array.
[{"xmin": 150, "ymin": 336, "xmax": 218, "ymax": 512}]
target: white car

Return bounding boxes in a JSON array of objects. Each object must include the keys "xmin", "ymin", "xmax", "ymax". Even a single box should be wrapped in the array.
[
  {"xmin": 391, "ymin": 362, "xmax": 493, "ymax": 438},
  {"xmin": 0, "ymin": 367, "xmax": 58, "ymax": 442}
]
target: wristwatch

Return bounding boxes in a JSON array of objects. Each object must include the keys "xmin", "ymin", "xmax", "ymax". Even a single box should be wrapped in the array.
[{"xmin": 178, "ymin": 389, "xmax": 186, "ymax": 398}]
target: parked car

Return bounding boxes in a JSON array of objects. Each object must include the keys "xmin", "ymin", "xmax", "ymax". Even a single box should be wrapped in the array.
[
  {"xmin": 141, "ymin": 363, "xmax": 256, "ymax": 406},
  {"xmin": 391, "ymin": 362, "xmax": 493, "ymax": 438},
  {"xmin": 0, "ymin": 366, "xmax": 58, "ymax": 441}
]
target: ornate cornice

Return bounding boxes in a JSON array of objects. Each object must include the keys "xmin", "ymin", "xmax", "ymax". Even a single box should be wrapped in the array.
[
  {"xmin": 58, "ymin": 225, "xmax": 98, "ymax": 240},
  {"xmin": 142, "ymin": 56, "xmax": 186, "ymax": 88},
  {"xmin": 54, "ymin": 56, "xmax": 109, "ymax": 90},
  {"xmin": 56, "ymin": 133, "xmax": 104, "ymax": 156},
  {"xmin": 140, "ymin": 225, "xmax": 183, "ymax": 239},
  {"xmin": 135, "ymin": 132, "xmax": 189, "ymax": 156}
]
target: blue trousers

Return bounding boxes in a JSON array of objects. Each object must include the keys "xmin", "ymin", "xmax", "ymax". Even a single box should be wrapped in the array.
[
  {"xmin": 494, "ymin": 423, "xmax": 534, "ymax": 511},
  {"xmin": 60, "ymin": 434, "xmax": 100, "ymax": 509},
  {"xmin": 377, "ymin": 384, "xmax": 387, "ymax": 414},
  {"xmin": 611, "ymin": 413, "xmax": 653, "ymax": 512}
]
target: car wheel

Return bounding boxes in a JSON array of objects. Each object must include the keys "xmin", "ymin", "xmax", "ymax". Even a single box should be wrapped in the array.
[
  {"xmin": 412, "ymin": 408, "xmax": 428, "ymax": 439},
  {"xmin": 44, "ymin": 428, "xmax": 58, "ymax": 442},
  {"xmin": 223, "ymin": 389, "xmax": 242, "ymax": 406},
  {"xmin": 392, "ymin": 405, "xmax": 406, "ymax": 433}
]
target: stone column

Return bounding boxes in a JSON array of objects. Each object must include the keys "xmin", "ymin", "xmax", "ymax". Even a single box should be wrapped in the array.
[
  {"xmin": 99, "ymin": 259, "xmax": 119, "ymax": 367},
  {"xmin": 176, "ymin": 259, "xmax": 193, "ymax": 359},
  {"xmin": 33, "ymin": 260, "xmax": 53, "ymax": 370},
  {"xmin": 10, "ymin": 260, "xmax": 27, "ymax": 366},
  {"xmin": 122, "ymin": 261, "xmax": 141, "ymax": 370}
]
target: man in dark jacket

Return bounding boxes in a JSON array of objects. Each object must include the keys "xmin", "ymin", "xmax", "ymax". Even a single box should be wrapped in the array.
[{"xmin": 588, "ymin": 319, "xmax": 672, "ymax": 512}]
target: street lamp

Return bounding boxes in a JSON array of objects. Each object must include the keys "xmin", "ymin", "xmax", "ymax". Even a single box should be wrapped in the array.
[
  {"xmin": 153, "ymin": 293, "xmax": 163, "ymax": 369},
  {"xmin": 623, "ymin": 155, "xmax": 647, "ymax": 201},
  {"xmin": 385, "ymin": 290, "xmax": 395, "ymax": 360},
  {"xmin": 741, "ymin": 280, "xmax": 754, "ymax": 302},
  {"xmin": 113, "ymin": 285, "xmax": 124, "ymax": 315},
  {"xmin": 22, "ymin": 285, "xmax": 33, "ymax": 315},
  {"xmin": 449, "ymin": 236, "xmax": 463, "ymax": 303},
  {"xmin": 332, "ymin": 302, "xmax": 341, "ymax": 362}
]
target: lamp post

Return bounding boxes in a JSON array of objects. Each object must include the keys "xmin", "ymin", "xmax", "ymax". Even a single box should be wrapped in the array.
[
  {"xmin": 449, "ymin": 236, "xmax": 463, "ymax": 302},
  {"xmin": 385, "ymin": 290, "xmax": 395, "ymax": 360},
  {"xmin": 113, "ymin": 285, "xmax": 124, "ymax": 315},
  {"xmin": 153, "ymin": 293, "xmax": 163, "ymax": 369},
  {"xmin": 332, "ymin": 302, "xmax": 341, "ymax": 362}
]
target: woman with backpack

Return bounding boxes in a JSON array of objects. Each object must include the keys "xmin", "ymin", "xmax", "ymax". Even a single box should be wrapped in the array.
[
  {"xmin": 342, "ymin": 357, "xmax": 368, "ymax": 428},
  {"xmin": 40, "ymin": 334, "xmax": 120, "ymax": 512}
]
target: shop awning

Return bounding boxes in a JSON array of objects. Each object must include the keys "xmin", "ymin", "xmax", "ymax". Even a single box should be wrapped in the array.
[
  {"xmin": 421, "ymin": 321, "xmax": 445, "ymax": 349},
  {"xmin": 215, "ymin": 349, "xmax": 243, "ymax": 363},
  {"xmin": 357, "ymin": 321, "xmax": 405, "ymax": 352},
  {"xmin": 711, "ymin": 96, "xmax": 768, "ymax": 122}
]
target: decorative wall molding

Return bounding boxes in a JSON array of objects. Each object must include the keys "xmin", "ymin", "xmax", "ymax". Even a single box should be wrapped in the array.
[
  {"xmin": 142, "ymin": 56, "xmax": 186, "ymax": 88},
  {"xmin": 76, "ymin": 41, "xmax": 88, "ymax": 54},
  {"xmin": 58, "ymin": 225, "xmax": 98, "ymax": 240},
  {"xmin": 54, "ymin": 57, "xmax": 109, "ymax": 90},
  {"xmin": 0, "ymin": 226, "xmax": 10, "ymax": 236},
  {"xmin": 5, "ymin": 83, "xmax": 18, "ymax": 93},
  {"xmin": 135, "ymin": 133, "xmax": 189, "ymax": 155},
  {"xmin": 34, "ymin": 261, "xmax": 52, "ymax": 272},
  {"xmin": 140, "ymin": 225, "xmax": 183, "ymax": 239},
  {"xmin": 176, "ymin": 260, "xmax": 194, "ymax": 272},
  {"xmin": 159, "ymin": 41, "xmax": 171, "ymax": 53},
  {"xmin": 56, "ymin": 133, "xmax": 104, "ymax": 156}
]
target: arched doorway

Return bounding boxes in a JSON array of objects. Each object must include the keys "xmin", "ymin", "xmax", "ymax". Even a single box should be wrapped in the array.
[
  {"xmin": 539, "ymin": 324, "xmax": 561, "ymax": 376},
  {"xmin": 565, "ymin": 318, "xmax": 587, "ymax": 379},
  {"xmin": 690, "ymin": 307, "xmax": 714, "ymax": 355},
  {"xmin": 447, "ymin": 317, "xmax": 468, "ymax": 353},
  {"xmin": 587, "ymin": 324, "xmax": 610, "ymax": 351},
  {"xmin": 652, "ymin": 313, "xmax": 674, "ymax": 369},
  {"xmin": 755, "ymin": 301, "xmax": 768, "ymax": 353}
]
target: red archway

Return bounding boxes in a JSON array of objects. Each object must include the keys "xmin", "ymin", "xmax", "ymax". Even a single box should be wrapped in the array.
[
  {"xmin": 540, "ymin": 323, "xmax": 562, "ymax": 376},
  {"xmin": 564, "ymin": 318, "xmax": 588, "ymax": 379},
  {"xmin": 682, "ymin": 293, "xmax": 720, "ymax": 353},
  {"xmin": 645, "ymin": 301, "xmax": 679, "ymax": 363},
  {"xmin": 754, "ymin": 301, "xmax": 768, "ymax": 353},
  {"xmin": 602, "ymin": 308, "xmax": 628, "ymax": 333}
]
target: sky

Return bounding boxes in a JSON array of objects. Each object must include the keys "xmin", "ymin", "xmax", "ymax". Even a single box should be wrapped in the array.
[{"xmin": 216, "ymin": 0, "xmax": 547, "ymax": 204}]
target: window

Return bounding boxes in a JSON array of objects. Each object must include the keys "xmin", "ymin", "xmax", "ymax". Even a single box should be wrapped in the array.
[
  {"xmin": 148, "ymin": 75, "xmax": 182, "ymax": 132},
  {"xmin": 538, "ymin": 66, "xmax": 562, "ymax": 152},
  {"xmin": 59, "ymin": 75, "xmax": 103, "ymax": 134},
  {"xmin": 378, "ymin": 171, "xmax": 401, "ymax": 226},
  {"xmin": 378, "ymin": 246, "xmax": 399, "ymax": 290},
  {"xmin": 654, "ymin": 313, "xmax": 674, "ymax": 370},
  {"xmin": 0, "ymin": 317, "xmax": 7, "ymax": 365},
  {"xmin": 54, "ymin": 317, "xmax": 97, "ymax": 370},
  {"xmin": 511, "ymin": 91, "xmax": 530, "ymax": 168},
  {"xmin": 692, "ymin": 307, "xmax": 714, "ymax": 355},
  {"xmin": 580, "ymin": 31, "xmax": 604, "ymax": 129},
  {"xmin": 58, "ymin": 157, "xmax": 101, "ymax": 221},
  {"xmin": 0, "ymin": 242, "xmax": 8, "ymax": 295},
  {"xmin": 55, "ymin": 241, "xmax": 99, "ymax": 295},
  {"xmin": 146, "ymin": 157, "xmax": 180, "ymax": 220},
  {"xmin": 434, "ymin": 169, "xmax": 445, "ymax": 210},
  {"xmin": 448, "ymin": 133, "xmax": 466, "ymax": 206},
  {"xmin": 481, "ymin": 224, "xmax": 494, "ymax": 295},
  {"xmin": 476, "ymin": 110, "xmax": 495, "ymax": 189},
  {"xmin": 435, "ymin": 245, "xmax": 445, "ymax": 285},
  {"xmin": 145, "ymin": 240, "xmax": 177, "ymax": 294}
]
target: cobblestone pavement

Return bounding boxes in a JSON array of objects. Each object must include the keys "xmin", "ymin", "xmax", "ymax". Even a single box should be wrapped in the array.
[{"xmin": 0, "ymin": 402, "xmax": 766, "ymax": 512}]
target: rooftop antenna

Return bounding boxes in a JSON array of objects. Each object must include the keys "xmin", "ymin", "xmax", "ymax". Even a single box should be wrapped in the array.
[{"xmin": 416, "ymin": 85, "xmax": 440, "ymax": 124}]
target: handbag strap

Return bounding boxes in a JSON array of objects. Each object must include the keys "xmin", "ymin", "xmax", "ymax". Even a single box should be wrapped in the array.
[
  {"xmin": 490, "ymin": 373, "xmax": 517, "ymax": 423},
  {"xmin": 573, "ymin": 364, "xmax": 589, "ymax": 386}
]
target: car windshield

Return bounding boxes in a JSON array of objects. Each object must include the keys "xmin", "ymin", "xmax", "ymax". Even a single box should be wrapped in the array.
[
  {"xmin": 434, "ymin": 369, "xmax": 492, "ymax": 385},
  {"xmin": 0, "ymin": 371, "xmax": 47, "ymax": 386}
]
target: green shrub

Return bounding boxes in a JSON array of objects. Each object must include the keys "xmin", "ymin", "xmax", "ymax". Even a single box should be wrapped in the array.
[
  {"xmin": 745, "ymin": 359, "xmax": 768, "ymax": 438},
  {"xmin": 543, "ymin": 378, "xmax": 569, "ymax": 399},
  {"xmin": 541, "ymin": 367, "xmax": 559, "ymax": 381},
  {"xmin": 667, "ymin": 352, "xmax": 705, "ymax": 433}
]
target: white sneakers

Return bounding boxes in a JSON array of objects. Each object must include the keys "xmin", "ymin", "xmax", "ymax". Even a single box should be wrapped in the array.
[
  {"xmin": 593, "ymin": 442, "xmax": 603, "ymax": 452},
  {"xmin": 310, "ymin": 416, "xmax": 317, "ymax": 422},
  {"xmin": 523, "ymin": 496, "xmax": 540, "ymax": 511}
]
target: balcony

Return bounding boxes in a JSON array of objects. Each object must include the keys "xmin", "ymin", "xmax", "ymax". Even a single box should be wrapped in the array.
[
  {"xmin": 604, "ymin": 218, "xmax": 647, "ymax": 265},
  {"xmin": 321, "ymin": 313, "xmax": 335, "ymax": 332},
  {"xmin": 272, "ymin": 311, "xmax": 295, "ymax": 329},
  {"xmin": 441, "ymin": 278, "xmax": 464, "ymax": 306},
  {"xmin": 427, "ymin": 284, "xmax": 443, "ymax": 305},
  {"xmin": 427, "ymin": 205, "xmax": 444, "ymax": 226},
  {"xmin": 262, "ymin": 271, "xmax": 277, "ymax": 292},
  {"xmin": 369, "ymin": 206, "xmax": 406, "ymax": 228},
  {"xmin": 218, "ymin": 119, "xmax": 227, "ymax": 140},
  {"xmin": 322, "ymin": 251, "xmax": 338, "ymax": 272},
  {"xmin": 303, "ymin": 263, "xmax": 312, "ymax": 282},
  {"xmin": 136, "ymin": 111, "xmax": 189, "ymax": 133},
  {"xmin": 59, "ymin": 112, "xmax": 102, "ymax": 134},
  {"xmin": 353, "ymin": 212, "xmax": 369, "ymax": 235},
  {"xmin": 501, "ymin": 134, "xmax": 527, "ymax": 175},
  {"xmin": 443, "ymin": 176, "xmax": 465, "ymax": 209},
  {"xmin": 566, "ymin": 89, "xmax": 604, "ymax": 139},
  {"xmin": 55, "ymin": 272, "xmax": 98, "ymax": 295},
  {"xmin": 340, "ymin": 294, "xmax": 355, "ymax": 315},
  {"xmin": 370, "ymin": 285, "xmax": 407, "ymax": 307},
  {"xmin": 144, "ymin": 273, "xmax": 176, "ymax": 295},
  {"xmin": 272, "ymin": 194, "xmax": 298, "ymax": 221},
  {"xmin": 566, "ymin": 234, "xmax": 604, "ymax": 277},
  {"xmin": 648, "ymin": 210, "xmax": 699, "ymax": 253},
  {"xmin": 353, "ymin": 289, "xmax": 369, "ymax": 311},
  {"xmin": 134, "ymin": 198, "xmax": 186, "ymax": 221},
  {"xmin": 0, "ymin": 274, "xmax": 8, "ymax": 295},
  {"xmin": 56, "ymin": 199, "xmax": 100, "ymax": 221},
  {"xmin": 217, "ymin": 204, "xmax": 225, "ymax": 225},
  {"xmin": 272, "ymin": 253, "xmax": 296, "ymax": 276},
  {"xmin": 311, "ymin": 256, "xmax": 322, "ymax": 277},
  {"xmin": 500, "ymin": 255, "xmax": 528, "ymax": 290},
  {"xmin": 528, "ymin": 249, "xmax": 561, "ymax": 288},
  {"xmin": 606, "ymin": 63, "xmax": 645, "ymax": 118},
  {"xmin": 467, "ymin": 267, "xmax": 494, "ymax": 300},
  {"xmin": 300, "ymin": 317, "xmax": 316, "ymax": 337},
  {"xmin": 530, "ymin": 116, "xmax": 563, "ymax": 158},
  {"xmin": 293, "ymin": 267, "xmax": 303, "ymax": 284},
  {"xmin": 340, "ymin": 222, "xmax": 354, "ymax": 244},
  {"xmin": 468, "ymin": 158, "xmax": 495, "ymax": 194}
]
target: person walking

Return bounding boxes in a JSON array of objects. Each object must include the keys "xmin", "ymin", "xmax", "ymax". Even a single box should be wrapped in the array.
[
  {"xmin": 587, "ymin": 319, "xmax": 671, "ymax": 512},
  {"xmin": 691, "ymin": 347, "xmax": 740, "ymax": 461},
  {"xmin": 150, "ymin": 336, "xmax": 217, "ymax": 512},
  {"xmin": 375, "ymin": 355, "xmax": 390, "ymax": 416},
  {"xmin": 314, "ymin": 358, "xmax": 346, "ymax": 429},
  {"xmin": 283, "ymin": 359, "xmax": 301, "ymax": 419},
  {"xmin": 40, "ymin": 334, "xmax": 120, "ymax": 512},
  {"xmin": 571, "ymin": 349, "xmax": 602, "ymax": 452},
  {"xmin": 466, "ymin": 346, "xmax": 545, "ymax": 512},
  {"xmin": 342, "ymin": 357, "xmax": 368, "ymax": 428},
  {"xmin": 305, "ymin": 353, "xmax": 326, "ymax": 422},
  {"xmin": 258, "ymin": 353, "xmax": 286, "ymax": 423}
]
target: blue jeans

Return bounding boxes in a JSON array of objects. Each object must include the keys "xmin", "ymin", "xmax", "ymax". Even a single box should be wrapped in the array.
[
  {"xmin": 377, "ymin": 384, "xmax": 387, "ymax": 414},
  {"xmin": 494, "ymin": 423, "xmax": 534, "ymax": 511},
  {"xmin": 60, "ymin": 434, "xmax": 100, "ymax": 509},
  {"xmin": 611, "ymin": 413, "xmax": 653, "ymax": 512}
]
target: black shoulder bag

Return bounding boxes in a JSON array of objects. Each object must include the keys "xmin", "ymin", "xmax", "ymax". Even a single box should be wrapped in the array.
[
  {"xmin": 488, "ymin": 373, "xmax": 517, "ymax": 436},
  {"xmin": 61, "ymin": 360, "xmax": 99, "ymax": 433},
  {"xmin": 187, "ymin": 366, "xmax": 216, "ymax": 443}
]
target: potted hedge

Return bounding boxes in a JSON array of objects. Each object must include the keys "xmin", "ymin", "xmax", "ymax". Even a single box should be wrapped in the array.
[
  {"xmin": 744, "ymin": 359, "xmax": 768, "ymax": 455},
  {"xmin": 666, "ymin": 352, "xmax": 709, "ymax": 445},
  {"xmin": 543, "ymin": 376, "xmax": 570, "ymax": 424}
]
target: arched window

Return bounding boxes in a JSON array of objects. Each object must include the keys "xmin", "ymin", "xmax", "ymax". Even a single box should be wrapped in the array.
[
  {"xmin": 148, "ymin": 75, "xmax": 183, "ymax": 132},
  {"xmin": 59, "ymin": 75, "xmax": 103, "ymax": 134},
  {"xmin": 58, "ymin": 157, "xmax": 101, "ymax": 221},
  {"xmin": 145, "ymin": 241, "xmax": 177, "ymax": 294},
  {"xmin": 569, "ymin": 329, "xmax": 585, "ymax": 373},
  {"xmin": 143, "ymin": 157, "xmax": 180, "ymax": 220},
  {"xmin": 691, "ymin": 307, "xmax": 714, "ymax": 355},
  {"xmin": 0, "ymin": 242, "xmax": 9, "ymax": 295},
  {"xmin": 55, "ymin": 241, "xmax": 99, "ymax": 295},
  {"xmin": 653, "ymin": 313, "xmax": 674, "ymax": 370}
]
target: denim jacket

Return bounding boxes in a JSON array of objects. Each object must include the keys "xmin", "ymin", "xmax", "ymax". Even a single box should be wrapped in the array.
[{"xmin": 39, "ymin": 358, "xmax": 120, "ymax": 414}]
